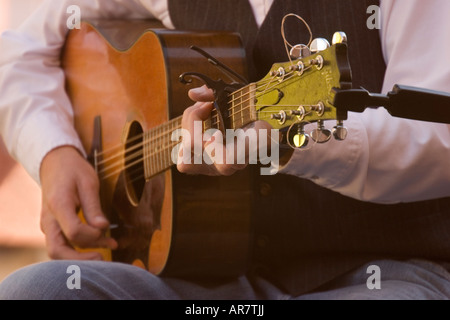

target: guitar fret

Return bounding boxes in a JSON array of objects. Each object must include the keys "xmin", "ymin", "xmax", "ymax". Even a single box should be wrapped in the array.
[
  {"xmin": 144, "ymin": 132, "xmax": 149, "ymax": 178},
  {"xmin": 159, "ymin": 124, "xmax": 163, "ymax": 171},
  {"xmin": 143, "ymin": 116, "xmax": 183, "ymax": 179},
  {"xmin": 231, "ymin": 94, "xmax": 236, "ymax": 129},
  {"xmin": 163, "ymin": 122, "xmax": 170, "ymax": 168},
  {"xmin": 167, "ymin": 121, "xmax": 172, "ymax": 166},
  {"xmin": 229, "ymin": 84, "xmax": 256, "ymax": 129},
  {"xmin": 144, "ymin": 131, "xmax": 149, "ymax": 177},
  {"xmin": 158, "ymin": 125, "xmax": 163, "ymax": 174},
  {"xmin": 238, "ymin": 89, "xmax": 243, "ymax": 128},
  {"xmin": 151, "ymin": 130, "xmax": 157, "ymax": 177},
  {"xmin": 241, "ymin": 88, "xmax": 246, "ymax": 127}
]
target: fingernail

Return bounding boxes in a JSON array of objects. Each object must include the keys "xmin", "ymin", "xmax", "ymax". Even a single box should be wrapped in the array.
[
  {"xmin": 189, "ymin": 87, "xmax": 203, "ymax": 94},
  {"xmin": 94, "ymin": 216, "xmax": 108, "ymax": 225}
]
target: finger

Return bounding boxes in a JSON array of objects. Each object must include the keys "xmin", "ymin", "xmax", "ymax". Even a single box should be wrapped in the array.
[
  {"xmin": 47, "ymin": 192, "xmax": 116, "ymax": 250},
  {"xmin": 182, "ymin": 101, "xmax": 214, "ymax": 153},
  {"xmin": 181, "ymin": 101, "xmax": 214, "ymax": 130},
  {"xmin": 41, "ymin": 207, "xmax": 103, "ymax": 261},
  {"xmin": 188, "ymin": 85, "xmax": 215, "ymax": 102}
]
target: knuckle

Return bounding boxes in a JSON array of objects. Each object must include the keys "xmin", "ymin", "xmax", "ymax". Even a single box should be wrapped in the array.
[
  {"xmin": 64, "ymin": 226, "xmax": 81, "ymax": 244},
  {"xmin": 176, "ymin": 163, "xmax": 187, "ymax": 173},
  {"xmin": 46, "ymin": 245, "xmax": 60, "ymax": 260},
  {"xmin": 182, "ymin": 106, "xmax": 193, "ymax": 119},
  {"xmin": 45, "ymin": 192, "xmax": 67, "ymax": 214},
  {"xmin": 216, "ymin": 164, "xmax": 236, "ymax": 176}
]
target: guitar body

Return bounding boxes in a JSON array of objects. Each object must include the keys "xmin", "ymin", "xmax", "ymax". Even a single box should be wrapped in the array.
[{"xmin": 61, "ymin": 20, "xmax": 254, "ymax": 278}]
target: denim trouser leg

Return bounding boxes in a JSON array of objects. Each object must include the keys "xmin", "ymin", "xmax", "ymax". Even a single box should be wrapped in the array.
[{"xmin": 1, "ymin": 259, "xmax": 450, "ymax": 300}]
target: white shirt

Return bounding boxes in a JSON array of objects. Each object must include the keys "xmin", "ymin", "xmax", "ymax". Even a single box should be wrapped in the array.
[{"xmin": 0, "ymin": 0, "xmax": 449, "ymax": 204}]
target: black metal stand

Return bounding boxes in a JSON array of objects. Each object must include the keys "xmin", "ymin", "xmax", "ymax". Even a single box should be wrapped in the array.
[{"xmin": 332, "ymin": 84, "xmax": 450, "ymax": 124}]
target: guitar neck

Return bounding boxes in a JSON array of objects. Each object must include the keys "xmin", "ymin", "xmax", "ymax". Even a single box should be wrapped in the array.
[
  {"xmin": 143, "ymin": 116, "xmax": 182, "ymax": 179},
  {"xmin": 143, "ymin": 84, "xmax": 258, "ymax": 179}
]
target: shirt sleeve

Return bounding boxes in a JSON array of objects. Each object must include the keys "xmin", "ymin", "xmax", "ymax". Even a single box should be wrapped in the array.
[
  {"xmin": 279, "ymin": 0, "xmax": 450, "ymax": 204},
  {"xmin": 0, "ymin": 0, "xmax": 163, "ymax": 185}
]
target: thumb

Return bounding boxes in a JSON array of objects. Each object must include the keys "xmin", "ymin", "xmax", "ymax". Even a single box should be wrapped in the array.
[{"xmin": 188, "ymin": 85, "xmax": 215, "ymax": 102}]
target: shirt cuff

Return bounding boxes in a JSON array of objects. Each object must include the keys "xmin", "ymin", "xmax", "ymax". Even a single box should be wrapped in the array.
[
  {"xmin": 278, "ymin": 113, "xmax": 368, "ymax": 198},
  {"xmin": 16, "ymin": 108, "xmax": 85, "ymax": 186}
]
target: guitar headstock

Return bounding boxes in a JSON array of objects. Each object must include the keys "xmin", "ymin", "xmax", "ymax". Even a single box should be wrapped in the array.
[
  {"xmin": 181, "ymin": 31, "xmax": 352, "ymax": 149},
  {"xmin": 253, "ymin": 32, "xmax": 351, "ymax": 148}
]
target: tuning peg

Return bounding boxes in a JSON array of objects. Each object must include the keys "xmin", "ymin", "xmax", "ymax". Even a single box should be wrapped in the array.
[
  {"xmin": 292, "ymin": 123, "xmax": 310, "ymax": 149},
  {"xmin": 310, "ymin": 38, "xmax": 330, "ymax": 54},
  {"xmin": 289, "ymin": 44, "xmax": 312, "ymax": 59},
  {"xmin": 332, "ymin": 32, "xmax": 348, "ymax": 45},
  {"xmin": 270, "ymin": 111, "xmax": 287, "ymax": 125},
  {"xmin": 311, "ymin": 121, "xmax": 332, "ymax": 143},
  {"xmin": 332, "ymin": 120, "xmax": 348, "ymax": 141}
]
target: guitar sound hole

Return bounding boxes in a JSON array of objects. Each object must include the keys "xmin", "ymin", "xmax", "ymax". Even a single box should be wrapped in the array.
[{"xmin": 124, "ymin": 120, "xmax": 145, "ymax": 206}]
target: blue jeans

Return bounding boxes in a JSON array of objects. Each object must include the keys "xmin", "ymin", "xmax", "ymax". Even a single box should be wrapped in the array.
[{"xmin": 1, "ymin": 259, "xmax": 450, "ymax": 300}]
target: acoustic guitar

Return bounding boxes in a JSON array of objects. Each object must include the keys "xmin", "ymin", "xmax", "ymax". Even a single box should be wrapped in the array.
[{"xmin": 61, "ymin": 20, "xmax": 351, "ymax": 278}]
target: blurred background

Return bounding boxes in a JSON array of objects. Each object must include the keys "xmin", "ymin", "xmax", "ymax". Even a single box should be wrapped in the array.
[{"xmin": 0, "ymin": 0, "xmax": 48, "ymax": 282}]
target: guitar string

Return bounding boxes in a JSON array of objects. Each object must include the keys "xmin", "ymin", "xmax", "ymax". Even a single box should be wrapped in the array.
[
  {"xmin": 96, "ymin": 95, "xmax": 280, "ymax": 175},
  {"xmin": 93, "ymin": 71, "xmax": 285, "ymax": 164},
  {"xmin": 99, "ymin": 140, "xmax": 180, "ymax": 180},
  {"xmin": 99, "ymin": 106, "xmax": 317, "ymax": 181},
  {"xmin": 96, "ymin": 66, "xmax": 319, "ymax": 178},
  {"xmin": 99, "ymin": 105, "xmax": 317, "ymax": 181},
  {"xmin": 95, "ymin": 80, "xmax": 271, "ymax": 161},
  {"xmin": 94, "ymin": 73, "xmax": 284, "ymax": 164},
  {"xmin": 102, "ymin": 121, "xmax": 287, "ymax": 184},
  {"xmin": 96, "ymin": 86, "xmax": 312, "ymax": 179},
  {"xmin": 210, "ymin": 66, "xmax": 315, "ymax": 125},
  {"xmin": 97, "ymin": 106, "xmax": 308, "ymax": 180},
  {"xmin": 96, "ymin": 67, "xmax": 305, "ymax": 164},
  {"xmin": 96, "ymin": 61, "xmax": 312, "ymax": 160}
]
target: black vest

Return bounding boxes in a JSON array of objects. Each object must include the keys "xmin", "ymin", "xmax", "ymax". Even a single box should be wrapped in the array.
[{"xmin": 169, "ymin": 0, "xmax": 450, "ymax": 295}]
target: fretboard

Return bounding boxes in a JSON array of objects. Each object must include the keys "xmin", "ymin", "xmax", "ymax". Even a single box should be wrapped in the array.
[
  {"xmin": 143, "ymin": 83, "xmax": 257, "ymax": 179},
  {"xmin": 143, "ymin": 116, "xmax": 182, "ymax": 179},
  {"xmin": 204, "ymin": 84, "xmax": 257, "ymax": 131}
]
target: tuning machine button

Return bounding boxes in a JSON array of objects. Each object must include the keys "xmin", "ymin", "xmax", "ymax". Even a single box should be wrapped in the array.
[
  {"xmin": 332, "ymin": 31, "xmax": 348, "ymax": 45},
  {"xmin": 310, "ymin": 38, "xmax": 330, "ymax": 54},
  {"xmin": 289, "ymin": 44, "xmax": 312, "ymax": 59},
  {"xmin": 311, "ymin": 120, "xmax": 332, "ymax": 144},
  {"xmin": 333, "ymin": 120, "xmax": 348, "ymax": 141},
  {"xmin": 292, "ymin": 123, "xmax": 310, "ymax": 149}
]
